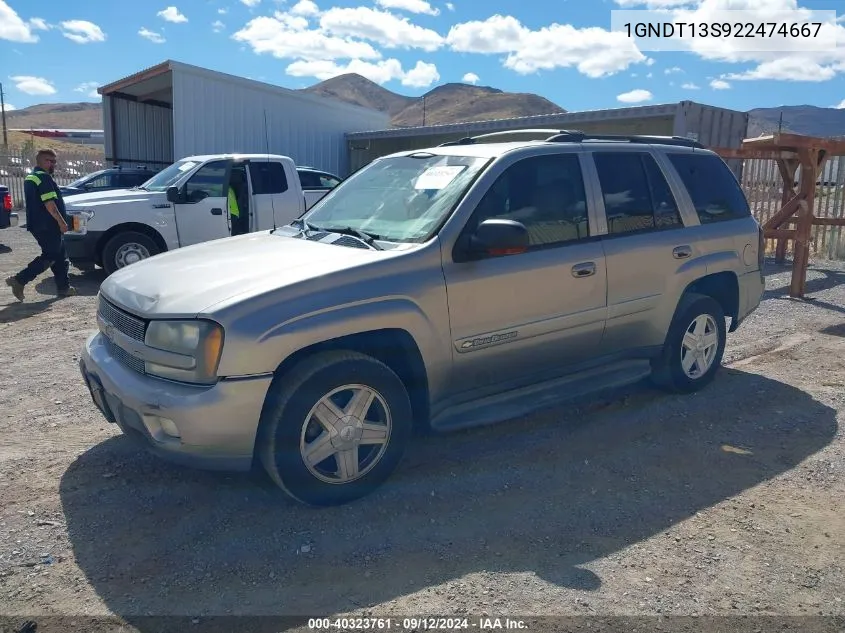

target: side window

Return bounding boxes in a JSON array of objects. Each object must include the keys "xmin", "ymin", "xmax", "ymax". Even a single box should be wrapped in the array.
[
  {"xmin": 319, "ymin": 174, "xmax": 341, "ymax": 189},
  {"xmin": 470, "ymin": 153, "xmax": 590, "ymax": 248},
  {"xmin": 667, "ymin": 153, "xmax": 750, "ymax": 223},
  {"xmin": 250, "ymin": 162, "xmax": 288, "ymax": 195},
  {"xmin": 84, "ymin": 174, "xmax": 112, "ymax": 190},
  {"xmin": 185, "ymin": 160, "xmax": 229, "ymax": 202},
  {"xmin": 593, "ymin": 152, "xmax": 682, "ymax": 235},
  {"xmin": 118, "ymin": 172, "xmax": 149, "ymax": 188},
  {"xmin": 298, "ymin": 170, "xmax": 321, "ymax": 190}
]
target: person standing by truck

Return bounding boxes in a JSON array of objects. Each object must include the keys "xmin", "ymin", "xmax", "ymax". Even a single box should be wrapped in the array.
[{"xmin": 5, "ymin": 148, "xmax": 77, "ymax": 301}]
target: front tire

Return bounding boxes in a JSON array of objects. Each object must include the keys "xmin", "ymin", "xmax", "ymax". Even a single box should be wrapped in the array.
[
  {"xmin": 101, "ymin": 231, "xmax": 160, "ymax": 276},
  {"xmin": 650, "ymin": 293, "xmax": 727, "ymax": 394},
  {"xmin": 257, "ymin": 350, "xmax": 413, "ymax": 506}
]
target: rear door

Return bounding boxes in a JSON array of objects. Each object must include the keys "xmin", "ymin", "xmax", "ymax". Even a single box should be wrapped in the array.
[
  {"xmin": 587, "ymin": 149, "xmax": 691, "ymax": 353},
  {"xmin": 173, "ymin": 159, "xmax": 233, "ymax": 247}
]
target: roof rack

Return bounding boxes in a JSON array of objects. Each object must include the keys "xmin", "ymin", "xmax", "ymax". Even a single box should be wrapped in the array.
[
  {"xmin": 545, "ymin": 131, "xmax": 705, "ymax": 148},
  {"xmin": 437, "ymin": 129, "xmax": 583, "ymax": 147},
  {"xmin": 437, "ymin": 128, "xmax": 705, "ymax": 149}
]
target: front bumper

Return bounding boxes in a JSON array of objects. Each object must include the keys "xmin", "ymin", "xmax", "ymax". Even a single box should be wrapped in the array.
[{"xmin": 79, "ymin": 331, "xmax": 273, "ymax": 472}]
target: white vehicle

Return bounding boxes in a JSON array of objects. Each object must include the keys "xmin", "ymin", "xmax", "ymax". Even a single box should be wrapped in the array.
[{"xmin": 64, "ymin": 153, "xmax": 309, "ymax": 275}]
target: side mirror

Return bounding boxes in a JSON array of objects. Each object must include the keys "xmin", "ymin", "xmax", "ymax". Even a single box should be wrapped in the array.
[
  {"xmin": 468, "ymin": 218, "xmax": 529, "ymax": 256},
  {"xmin": 166, "ymin": 186, "xmax": 181, "ymax": 203}
]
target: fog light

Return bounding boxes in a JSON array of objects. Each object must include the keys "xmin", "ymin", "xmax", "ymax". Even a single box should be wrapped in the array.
[{"xmin": 145, "ymin": 415, "xmax": 181, "ymax": 439}]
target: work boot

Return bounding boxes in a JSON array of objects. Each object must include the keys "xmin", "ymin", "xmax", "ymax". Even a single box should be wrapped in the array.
[
  {"xmin": 5, "ymin": 276, "xmax": 24, "ymax": 302},
  {"xmin": 57, "ymin": 285, "xmax": 77, "ymax": 298}
]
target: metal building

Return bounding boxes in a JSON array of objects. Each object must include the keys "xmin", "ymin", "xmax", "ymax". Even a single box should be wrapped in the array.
[
  {"xmin": 98, "ymin": 60, "xmax": 390, "ymax": 177},
  {"xmin": 345, "ymin": 100, "xmax": 750, "ymax": 176}
]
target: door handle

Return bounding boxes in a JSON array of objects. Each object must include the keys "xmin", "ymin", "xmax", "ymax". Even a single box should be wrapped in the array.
[
  {"xmin": 571, "ymin": 262, "xmax": 596, "ymax": 278},
  {"xmin": 210, "ymin": 208, "xmax": 223, "ymax": 216},
  {"xmin": 673, "ymin": 245, "xmax": 692, "ymax": 259}
]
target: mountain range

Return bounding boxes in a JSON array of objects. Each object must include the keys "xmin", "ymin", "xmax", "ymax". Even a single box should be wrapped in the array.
[{"xmin": 3, "ymin": 73, "xmax": 845, "ymax": 140}]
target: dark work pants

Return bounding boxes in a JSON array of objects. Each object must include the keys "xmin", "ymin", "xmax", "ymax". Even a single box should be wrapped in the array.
[{"xmin": 15, "ymin": 229, "xmax": 70, "ymax": 289}]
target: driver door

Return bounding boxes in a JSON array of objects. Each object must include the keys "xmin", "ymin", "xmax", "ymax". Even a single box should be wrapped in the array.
[{"xmin": 174, "ymin": 159, "xmax": 233, "ymax": 247}]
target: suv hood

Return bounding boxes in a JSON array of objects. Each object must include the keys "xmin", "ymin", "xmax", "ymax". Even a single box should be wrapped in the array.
[
  {"xmin": 65, "ymin": 188, "xmax": 163, "ymax": 208},
  {"xmin": 100, "ymin": 231, "xmax": 387, "ymax": 318}
]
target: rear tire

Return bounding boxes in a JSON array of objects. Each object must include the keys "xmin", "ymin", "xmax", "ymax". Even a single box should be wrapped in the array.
[
  {"xmin": 101, "ymin": 231, "xmax": 160, "ymax": 276},
  {"xmin": 257, "ymin": 350, "xmax": 413, "ymax": 507},
  {"xmin": 650, "ymin": 292, "xmax": 727, "ymax": 394}
]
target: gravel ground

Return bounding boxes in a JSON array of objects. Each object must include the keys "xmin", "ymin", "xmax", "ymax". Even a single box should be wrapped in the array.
[{"xmin": 0, "ymin": 220, "xmax": 843, "ymax": 633}]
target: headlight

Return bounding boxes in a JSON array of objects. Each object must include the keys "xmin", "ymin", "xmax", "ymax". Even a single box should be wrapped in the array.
[{"xmin": 144, "ymin": 319, "xmax": 224, "ymax": 385}]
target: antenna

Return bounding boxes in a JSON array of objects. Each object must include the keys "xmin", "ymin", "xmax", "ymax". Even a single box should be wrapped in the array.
[{"xmin": 264, "ymin": 109, "xmax": 277, "ymax": 232}]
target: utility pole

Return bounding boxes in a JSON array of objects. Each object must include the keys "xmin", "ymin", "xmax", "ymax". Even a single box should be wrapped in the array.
[{"xmin": 0, "ymin": 82, "xmax": 8, "ymax": 151}]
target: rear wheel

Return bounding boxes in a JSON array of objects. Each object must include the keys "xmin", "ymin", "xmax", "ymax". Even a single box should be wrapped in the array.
[
  {"xmin": 650, "ymin": 293, "xmax": 727, "ymax": 394},
  {"xmin": 101, "ymin": 231, "xmax": 160, "ymax": 276},
  {"xmin": 258, "ymin": 350, "xmax": 413, "ymax": 506}
]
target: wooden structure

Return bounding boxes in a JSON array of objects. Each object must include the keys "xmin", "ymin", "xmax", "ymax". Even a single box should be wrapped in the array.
[{"xmin": 713, "ymin": 133, "xmax": 845, "ymax": 297}]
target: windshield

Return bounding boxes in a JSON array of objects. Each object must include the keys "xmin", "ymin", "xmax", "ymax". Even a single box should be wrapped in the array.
[
  {"xmin": 301, "ymin": 153, "xmax": 490, "ymax": 243},
  {"xmin": 139, "ymin": 159, "xmax": 201, "ymax": 191},
  {"xmin": 66, "ymin": 170, "xmax": 107, "ymax": 188}
]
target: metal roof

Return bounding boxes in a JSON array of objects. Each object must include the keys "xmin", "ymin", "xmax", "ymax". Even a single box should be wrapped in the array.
[
  {"xmin": 97, "ymin": 59, "xmax": 387, "ymax": 118},
  {"xmin": 344, "ymin": 101, "xmax": 701, "ymax": 141}
]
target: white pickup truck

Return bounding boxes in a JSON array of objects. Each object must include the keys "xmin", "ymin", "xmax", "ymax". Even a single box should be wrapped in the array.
[{"xmin": 64, "ymin": 153, "xmax": 340, "ymax": 275}]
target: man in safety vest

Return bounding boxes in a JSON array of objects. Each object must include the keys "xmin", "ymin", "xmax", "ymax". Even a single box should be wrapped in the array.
[
  {"xmin": 228, "ymin": 170, "xmax": 248, "ymax": 236},
  {"xmin": 5, "ymin": 148, "xmax": 77, "ymax": 301}
]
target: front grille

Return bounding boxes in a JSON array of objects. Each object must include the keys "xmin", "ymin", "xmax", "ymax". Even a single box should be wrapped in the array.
[
  {"xmin": 104, "ymin": 337, "xmax": 145, "ymax": 374},
  {"xmin": 98, "ymin": 295, "xmax": 148, "ymax": 374},
  {"xmin": 98, "ymin": 296, "xmax": 147, "ymax": 341}
]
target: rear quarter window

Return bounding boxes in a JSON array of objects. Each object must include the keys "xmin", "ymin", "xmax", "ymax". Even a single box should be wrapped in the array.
[{"xmin": 667, "ymin": 152, "xmax": 750, "ymax": 224}]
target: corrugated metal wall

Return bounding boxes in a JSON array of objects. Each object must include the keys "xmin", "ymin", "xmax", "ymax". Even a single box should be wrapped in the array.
[
  {"xmin": 674, "ymin": 101, "xmax": 749, "ymax": 179},
  {"xmin": 171, "ymin": 68, "xmax": 389, "ymax": 177},
  {"xmin": 104, "ymin": 94, "xmax": 174, "ymax": 168}
]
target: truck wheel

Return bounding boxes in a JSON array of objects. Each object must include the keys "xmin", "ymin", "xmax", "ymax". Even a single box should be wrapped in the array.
[
  {"xmin": 650, "ymin": 292, "xmax": 727, "ymax": 394},
  {"xmin": 101, "ymin": 231, "xmax": 160, "ymax": 276},
  {"xmin": 258, "ymin": 350, "xmax": 413, "ymax": 507}
]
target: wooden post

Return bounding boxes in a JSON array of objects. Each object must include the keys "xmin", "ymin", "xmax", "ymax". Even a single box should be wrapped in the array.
[{"xmin": 790, "ymin": 149, "xmax": 816, "ymax": 296}]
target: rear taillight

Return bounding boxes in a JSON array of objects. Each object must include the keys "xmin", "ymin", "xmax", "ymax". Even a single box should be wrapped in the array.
[{"xmin": 2, "ymin": 193, "xmax": 10, "ymax": 211}]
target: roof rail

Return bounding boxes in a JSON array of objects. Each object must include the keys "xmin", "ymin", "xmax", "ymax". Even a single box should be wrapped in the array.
[
  {"xmin": 545, "ymin": 132, "xmax": 705, "ymax": 149},
  {"xmin": 437, "ymin": 129, "xmax": 584, "ymax": 147}
]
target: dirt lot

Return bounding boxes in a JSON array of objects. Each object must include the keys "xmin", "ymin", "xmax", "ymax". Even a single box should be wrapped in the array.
[{"xmin": 0, "ymin": 219, "xmax": 843, "ymax": 633}]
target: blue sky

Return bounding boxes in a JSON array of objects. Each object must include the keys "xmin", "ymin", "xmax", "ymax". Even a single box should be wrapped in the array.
[{"xmin": 2, "ymin": 0, "xmax": 844, "ymax": 119}]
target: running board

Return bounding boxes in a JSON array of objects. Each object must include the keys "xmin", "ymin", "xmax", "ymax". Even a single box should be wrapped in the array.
[{"xmin": 429, "ymin": 360, "xmax": 653, "ymax": 433}]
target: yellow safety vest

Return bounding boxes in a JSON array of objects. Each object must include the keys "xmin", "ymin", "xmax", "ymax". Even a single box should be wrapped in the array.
[{"xmin": 228, "ymin": 188, "xmax": 240, "ymax": 218}]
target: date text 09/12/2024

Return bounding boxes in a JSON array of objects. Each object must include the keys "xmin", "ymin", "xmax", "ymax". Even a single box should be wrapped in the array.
[{"xmin": 307, "ymin": 617, "xmax": 528, "ymax": 630}]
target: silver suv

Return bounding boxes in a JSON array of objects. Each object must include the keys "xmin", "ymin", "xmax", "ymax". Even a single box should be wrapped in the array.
[{"xmin": 79, "ymin": 130, "xmax": 765, "ymax": 506}]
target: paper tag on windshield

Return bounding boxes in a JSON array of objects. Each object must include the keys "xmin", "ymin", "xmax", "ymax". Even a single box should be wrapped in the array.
[
  {"xmin": 414, "ymin": 165, "xmax": 466, "ymax": 190},
  {"xmin": 178, "ymin": 161, "xmax": 199, "ymax": 172}
]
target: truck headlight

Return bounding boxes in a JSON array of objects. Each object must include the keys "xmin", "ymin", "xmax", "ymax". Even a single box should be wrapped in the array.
[{"xmin": 144, "ymin": 319, "xmax": 224, "ymax": 384}]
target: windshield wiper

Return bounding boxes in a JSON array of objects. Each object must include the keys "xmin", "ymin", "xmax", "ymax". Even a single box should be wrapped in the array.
[
  {"xmin": 290, "ymin": 217, "xmax": 316, "ymax": 232},
  {"xmin": 313, "ymin": 225, "xmax": 383, "ymax": 250}
]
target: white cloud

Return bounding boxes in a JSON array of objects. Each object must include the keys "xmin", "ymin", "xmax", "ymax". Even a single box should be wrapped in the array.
[
  {"xmin": 10, "ymin": 75, "xmax": 56, "ymax": 96},
  {"xmin": 139, "ymin": 27, "xmax": 166, "ymax": 43},
  {"xmin": 645, "ymin": 57, "xmax": 655, "ymax": 65},
  {"xmin": 682, "ymin": 82, "xmax": 700, "ymax": 89},
  {"xmin": 710, "ymin": 79, "xmax": 731, "ymax": 89},
  {"xmin": 319, "ymin": 6, "xmax": 443, "ymax": 51},
  {"xmin": 212, "ymin": 20, "xmax": 226, "ymax": 32},
  {"xmin": 446, "ymin": 14, "xmax": 647, "ymax": 77},
  {"xmin": 664, "ymin": 66, "xmax": 683, "ymax": 74},
  {"xmin": 646, "ymin": 72, "xmax": 653, "ymax": 78},
  {"xmin": 402, "ymin": 60, "xmax": 440, "ymax": 87},
  {"xmin": 374, "ymin": 0, "xmax": 440, "ymax": 16},
  {"xmin": 28, "ymin": 17, "xmax": 49, "ymax": 31},
  {"xmin": 286, "ymin": 57, "xmax": 439, "ymax": 87},
  {"xmin": 836, "ymin": 99, "xmax": 845, "ymax": 108},
  {"xmin": 3, "ymin": 103, "xmax": 16, "ymax": 111},
  {"xmin": 290, "ymin": 0, "xmax": 320, "ymax": 16},
  {"xmin": 617, "ymin": 88, "xmax": 653, "ymax": 103},
  {"xmin": 462, "ymin": 72, "xmax": 479, "ymax": 83},
  {"xmin": 60, "ymin": 20, "xmax": 106, "ymax": 43},
  {"xmin": 614, "ymin": 0, "xmax": 693, "ymax": 6},
  {"xmin": 0, "ymin": 1, "xmax": 39, "ymax": 43},
  {"xmin": 446, "ymin": 2, "xmax": 454, "ymax": 9},
  {"xmin": 158, "ymin": 6, "xmax": 188, "ymax": 23},
  {"xmin": 218, "ymin": 7, "xmax": 228, "ymax": 14},
  {"xmin": 233, "ymin": 11, "xmax": 381, "ymax": 60},
  {"xmin": 722, "ymin": 58, "xmax": 837, "ymax": 82},
  {"xmin": 74, "ymin": 81, "xmax": 100, "ymax": 98},
  {"xmin": 241, "ymin": 0, "xmax": 261, "ymax": 6}
]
